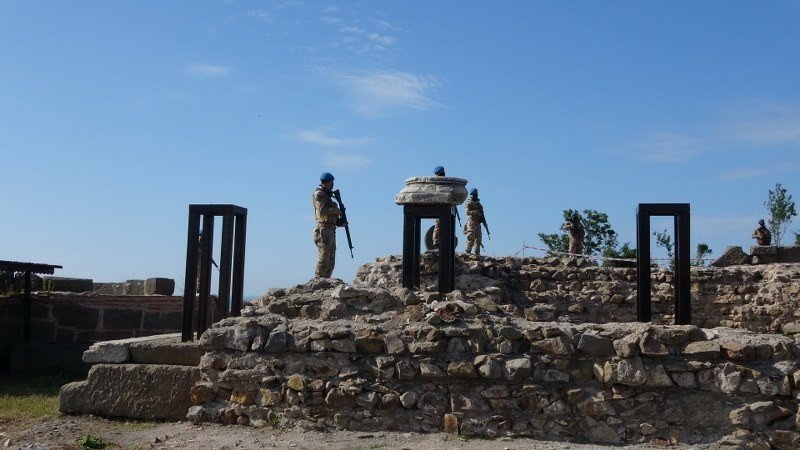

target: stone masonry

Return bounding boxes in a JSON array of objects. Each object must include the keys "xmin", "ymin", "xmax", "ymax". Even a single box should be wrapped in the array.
[{"xmin": 184, "ymin": 256, "xmax": 800, "ymax": 447}]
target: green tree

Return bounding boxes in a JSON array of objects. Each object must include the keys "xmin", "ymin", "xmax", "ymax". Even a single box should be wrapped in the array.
[
  {"xmin": 602, "ymin": 240, "xmax": 637, "ymax": 267},
  {"xmin": 538, "ymin": 209, "xmax": 632, "ymax": 259},
  {"xmin": 764, "ymin": 182, "xmax": 797, "ymax": 246},
  {"xmin": 795, "ymin": 232, "xmax": 800, "ymax": 246},
  {"xmin": 653, "ymin": 230, "xmax": 712, "ymax": 267},
  {"xmin": 654, "ymin": 229, "xmax": 674, "ymax": 269},
  {"xmin": 538, "ymin": 231, "xmax": 569, "ymax": 253},
  {"xmin": 694, "ymin": 243, "xmax": 713, "ymax": 266}
]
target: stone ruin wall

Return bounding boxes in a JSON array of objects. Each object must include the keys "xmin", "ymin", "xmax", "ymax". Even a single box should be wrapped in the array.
[
  {"xmin": 0, "ymin": 294, "xmax": 185, "ymax": 343},
  {"xmin": 186, "ymin": 256, "xmax": 800, "ymax": 447},
  {"xmin": 353, "ymin": 254, "xmax": 800, "ymax": 335}
]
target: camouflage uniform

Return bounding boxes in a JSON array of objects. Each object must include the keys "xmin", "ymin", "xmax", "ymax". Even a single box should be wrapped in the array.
[
  {"xmin": 312, "ymin": 186, "xmax": 340, "ymax": 278},
  {"xmin": 752, "ymin": 224, "xmax": 772, "ymax": 246},
  {"xmin": 562, "ymin": 217, "xmax": 585, "ymax": 255},
  {"xmin": 464, "ymin": 197, "xmax": 484, "ymax": 256}
]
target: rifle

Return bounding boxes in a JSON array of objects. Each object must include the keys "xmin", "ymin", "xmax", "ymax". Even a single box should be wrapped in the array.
[
  {"xmin": 454, "ymin": 207, "xmax": 462, "ymax": 227},
  {"xmin": 332, "ymin": 189, "xmax": 354, "ymax": 258},
  {"xmin": 481, "ymin": 216, "xmax": 491, "ymax": 240}
]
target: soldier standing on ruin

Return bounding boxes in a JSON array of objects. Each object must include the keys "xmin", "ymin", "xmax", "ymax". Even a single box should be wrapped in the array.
[
  {"xmin": 463, "ymin": 188, "xmax": 485, "ymax": 257},
  {"xmin": 312, "ymin": 172, "xmax": 342, "ymax": 278},
  {"xmin": 562, "ymin": 212, "xmax": 585, "ymax": 255},
  {"xmin": 431, "ymin": 165, "xmax": 446, "ymax": 249},
  {"xmin": 752, "ymin": 219, "xmax": 772, "ymax": 246}
]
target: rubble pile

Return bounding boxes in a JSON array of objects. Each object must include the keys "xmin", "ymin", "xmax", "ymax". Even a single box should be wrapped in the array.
[{"xmin": 186, "ymin": 255, "xmax": 800, "ymax": 446}]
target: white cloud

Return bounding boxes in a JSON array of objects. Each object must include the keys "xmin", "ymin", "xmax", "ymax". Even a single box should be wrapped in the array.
[
  {"xmin": 247, "ymin": 10, "xmax": 272, "ymax": 22},
  {"xmin": 715, "ymin": 163, "xmax": 800, "ymax": 181},
  {"xmin": 725, "ymin": 108, "xmax": 800, "ymax": 147},
  {"xmin": 326, "ymin": 69, "xmax": 444, "ymax": 116},
  {"xmin": 274, "ymin": 1, "xmax": 303, "ymax": 10},
  {"xmin": 340, "ymin": 26, "xmax": 363, "ymax": 34},
  {"xmin": 715, "ymin": 168, "xmax": 773, "ymax": 181},
  {"xmin": 627, "ymin": 133, "xmax": 701, "ymax": 163},
  {"xmin": 293, "ymin": 130, "xmax": 374, "ymax": 147},
  {"xmin": 182, "ymin": 63, "xmax": 232, "ymax": 78},
  {"xmin": 368, "ymin": 33, "xmax": 395, "ymax": 45},
  {"xmin": 325, "ymin": 154, "xmax": 373, "ymax": 168},
  {"xmin": 614, "ymin": 101, "xmax": 800, "ymax": 168}
]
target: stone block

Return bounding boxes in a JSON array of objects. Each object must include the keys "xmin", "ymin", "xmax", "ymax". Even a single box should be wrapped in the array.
[
  {"xmin": 30, "ymin": 303, "xmax": 49, "ymax": 319},
  {"xmin": 264, "ymin": 331, "xmax": 291, "ymax": 353},
  {"xmin": 779, "ymin": 246, "xmax": 800, "ymax": 262},
  {"xmin": 56, "ymin": 328, "xmax": 75, "ymax": 342},
  {"xmin": 30, "ymin": 320, "xmax": 55, "ymax": 341},
  {"xmin": 710, "ymin": 246, "xmax": 751, "ymax": 267},
  {"xmin": 83, "ymin": 340, "xmax": 130, "ymax": 363},
  {"xmin": 639, "ymin": 332, "xmax": 669, "ymax": 357},
  {"xmin": 92, "ymin": 282, "xmax": 127, "ymax": 295},
  {"xmin": 145, "ymin": 278, "xmax": 175, "ymax": 295},
  {"xmin": 442, "ymin": 413, "xmax": 458, "ymax": 433},
  {"xmin": 125, "ymin": 280, "xmax": 145, "ymax": 295},
  {"xmin": 721, "ymin": 341, "xmax": 755, "ymax": 360},
  {"xmin": 450, "ymin": 393, "xmax": 489, "ymax": 412},
  {"xmin": 53, "ymin": 304, "xmax": 99, "ymax": 329},
  {"xmin": 41, "ymin": 276, "xmax": 94, "ymax": 293},
  {"xmin": 751, "ymin": 245, "xmax": 800, "ymax": 264},
  {"xmin": 683, "ymin": 341, "xmax": 720, "ymax": 360},
  {"xmin": 0, "ymin": 319, "xmax": 21, "ymax": 342},
  {"xmin": 143, "ymin": 311, "xmax": 182, "ymax": 330},
  {"xmin": 504, "ymin": 358, "xmax": 531, "ymax": 381},
  {"xmin": 128, "ymin": 334, "xmax": 203, "ymax": 366},
  {"xmin": 103, "ymin": 309, "xmax": 142, "ymax": 329},
  {"xmin": 59, "ymin": 363, "xmax": 201, "ymax": 420},
  {"xmin": 446, "ymin": 361, "xmax": 478, "ymax": 378},
  {"xmin": 577, "ymin": 333, "xmax": 614, "ymax": 356}
]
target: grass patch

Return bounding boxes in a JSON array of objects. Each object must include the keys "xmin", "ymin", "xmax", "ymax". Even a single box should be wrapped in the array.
[
  {"xmin": 0, "ymin": 373, "xmax": 81, "ymax": 419},
  {"xmin": 77, "ymin": 434, "xmax": 115, "ymax": 449}
]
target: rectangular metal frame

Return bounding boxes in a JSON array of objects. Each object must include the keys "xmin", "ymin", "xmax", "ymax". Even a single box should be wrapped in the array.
[
  {"xmin": 182, "ymin": 204, "xmax": 247, "ymax": 341},
  {"xmin": 402, "ymin": 204, "xmax": 456, "ymax": 293},
  {"xmin": 636, "ymin": 203, "xmax": 691, "ymax": 324}
]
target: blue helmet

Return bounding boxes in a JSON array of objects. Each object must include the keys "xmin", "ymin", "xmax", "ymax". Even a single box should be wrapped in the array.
[
  {"xmin": 470, "ymin": 188, "xmax": 478, "ymax": 196},
  {"xmin": 320, "ymin": 172, "xmax": 335, "ymax": 182},
  {"xmin": 433, "ymin": 166, "xmax": 445, "ymax": 176}
]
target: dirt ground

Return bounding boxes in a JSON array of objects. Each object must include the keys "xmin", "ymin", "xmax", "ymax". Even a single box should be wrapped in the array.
[{"xmin": 0, "ymin": 415, "xmax": 708, "ymax": 449}]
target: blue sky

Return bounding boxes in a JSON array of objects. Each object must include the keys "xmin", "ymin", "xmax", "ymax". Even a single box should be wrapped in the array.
[{"xmin": 2, "ymin": 1, "xmax": 799, "ymax": 297}]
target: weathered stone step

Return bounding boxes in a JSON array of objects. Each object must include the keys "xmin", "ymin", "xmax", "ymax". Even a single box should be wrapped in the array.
[{"xmin": 81, "ymin": 333, "xmax": 203, "ymax": 366}]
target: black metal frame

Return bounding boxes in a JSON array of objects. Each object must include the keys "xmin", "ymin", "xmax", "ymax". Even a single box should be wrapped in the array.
[
  {"xmin": 0, "ymin": 260, "xmax": 62, "ymax": 341},
  {"xmin": 636, "ymin": 203, "xmax": 691, "ymax": 324},
  {"xmin": 402, "ymin": 204, "xmax": 456, "ymax": 293},
  {"xmin": 182, "ymin": 204, "xmax": 247, "ymax": 341}
]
